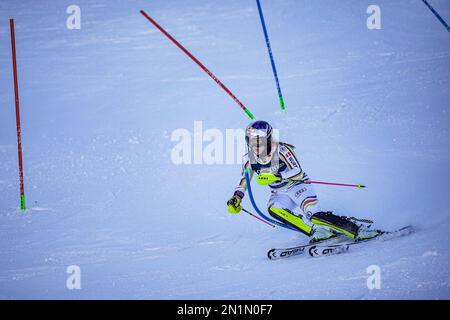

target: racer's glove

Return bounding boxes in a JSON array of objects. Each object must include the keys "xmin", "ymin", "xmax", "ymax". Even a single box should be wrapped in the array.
[{"xmin": 227, "ymin": 191, "xmax": 244, "ymax": 214}]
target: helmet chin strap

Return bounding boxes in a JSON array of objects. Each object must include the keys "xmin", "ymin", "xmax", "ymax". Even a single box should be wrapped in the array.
[
  {"xmin": 253, "ymin": 143, "xmax": 276, "ymax": 165},
  {"xmin": 255, "ymin": 154, "xmax": 272, "ymax": 165}
]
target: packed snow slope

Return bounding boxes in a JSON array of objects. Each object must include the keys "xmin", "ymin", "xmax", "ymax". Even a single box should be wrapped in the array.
[{"xmin": 0, "ymin": 0, "xmax": 449, "ymax": 299}]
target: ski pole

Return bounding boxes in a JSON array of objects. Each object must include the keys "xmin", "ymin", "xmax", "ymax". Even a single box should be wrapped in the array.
[
  {"xmin": 242, "ymin": 207, "xmax": 276, "ymax": 228},
  {"xmin": 256, "ymin": 0, "xmax": 285, "ymax": 112},
  {"xmin": 140, "ymin": 9, "xmax": 256, "ymax": 120},
  {"xmin": 257, "ymin": 173, "xmax": 365, "ymax": 189},
  {"xmin": 304, "ymin": 180, "xmax": 366, "ymax": 189}
]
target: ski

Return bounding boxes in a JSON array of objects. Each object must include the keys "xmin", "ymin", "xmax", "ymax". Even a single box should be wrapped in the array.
[
  {"xmin": 308, "ymin": 225, "xmax": 414, "ymax": 257},
  {"xmin": 267, "ymin": 234, "xmax": 348, "ymax": 260}
]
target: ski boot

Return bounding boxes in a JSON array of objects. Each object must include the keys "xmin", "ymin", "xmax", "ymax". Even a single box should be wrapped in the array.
[{"xmin": 310, "ymin": 211, "xmax": 360, "ymax": 239}]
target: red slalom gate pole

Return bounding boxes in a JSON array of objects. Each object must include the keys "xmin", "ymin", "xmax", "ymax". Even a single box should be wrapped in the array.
[
  {"xmin": 10, "ymin": 19, "xmax": 26, "ymax": 211},
  {"xmin": 140, "ymin": 9, "xmax": 255, "ymax": 120},
  {"xmin": 304, "ymin": 180, "xmax": 366, "ymax": 189}
]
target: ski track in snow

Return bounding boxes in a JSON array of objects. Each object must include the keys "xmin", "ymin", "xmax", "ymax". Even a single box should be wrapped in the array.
[{"xmin": 0, "ymin": 0, "xmax": 449, "ymax": 299}]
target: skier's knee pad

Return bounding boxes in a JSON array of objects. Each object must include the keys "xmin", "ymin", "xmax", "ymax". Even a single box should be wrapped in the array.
[{"xmin": 268, "ymin": 206, "xmax": 313, "ymax": 236}]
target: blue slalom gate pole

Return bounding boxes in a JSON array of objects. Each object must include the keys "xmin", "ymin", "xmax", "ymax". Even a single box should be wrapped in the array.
[
  {"xmin": 244, "ymin": 169, "xmax": 299, "ymax": 232},
  {"xmin": 256, "ymin": 0, "xmax": 286, "ymax": 112},
  {"xmin": 421, "ymin": 0, "xmax": 450, "ymax": 32}
]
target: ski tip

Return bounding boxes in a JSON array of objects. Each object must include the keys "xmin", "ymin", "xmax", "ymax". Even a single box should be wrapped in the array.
[
  {"xmin": 400, "ymin": 225, "xmax": 415, "ymax": 234},
  {"xmin": 267, "ymin": 249, "xmax": 276, "ymax": 260},
  {"xmin": 358, "ymin": 184, "xmax": 366, "ymax": 189}
]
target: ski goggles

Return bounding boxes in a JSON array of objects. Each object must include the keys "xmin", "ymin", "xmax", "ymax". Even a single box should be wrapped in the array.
[{"xmin": 248, "ymin": 136, "xmax": 268, "ymax": 148}]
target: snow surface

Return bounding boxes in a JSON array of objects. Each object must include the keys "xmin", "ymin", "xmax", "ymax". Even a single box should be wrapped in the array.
[{"xmin": 0, "ymin": 0, "xmax": 449, "ymax": 299}]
